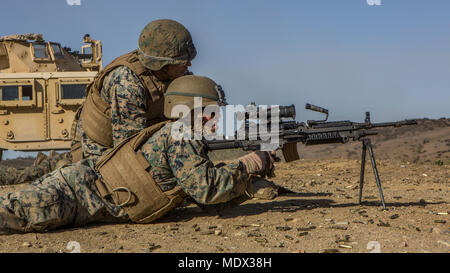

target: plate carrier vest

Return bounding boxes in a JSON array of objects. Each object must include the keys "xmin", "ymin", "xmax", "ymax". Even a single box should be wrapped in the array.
[
  {"xmin": 70, "ymin": 50, "xmax": 168, "ymax": 162},
  {"xmin": 94, "ymin": 121, "xmax": 187, "ymax": 223}
]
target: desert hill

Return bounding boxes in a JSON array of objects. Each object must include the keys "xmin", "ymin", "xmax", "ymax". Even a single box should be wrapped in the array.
[{"xmin": 299, "ymin": 118, "xmax": 449, "ymax": 164}]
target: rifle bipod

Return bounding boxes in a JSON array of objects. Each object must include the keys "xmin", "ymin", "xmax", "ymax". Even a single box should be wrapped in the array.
[{"xmin": 358, "ymin": 138, "xmax": 387, "ymax": 209}]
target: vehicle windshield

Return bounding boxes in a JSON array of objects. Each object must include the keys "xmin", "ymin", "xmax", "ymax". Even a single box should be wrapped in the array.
[
  {"xmin": 32, "ymin": 43, "xmax": 49, "ymax": 59},
  {"xmin": 51, "ymin": 43, "xmax": 64, "ymax": 59}
]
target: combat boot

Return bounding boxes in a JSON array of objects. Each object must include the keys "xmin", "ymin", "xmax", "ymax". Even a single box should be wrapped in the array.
[{"xmin": 252, "ymin": 178, "xmax": 279, "ymax": 200}]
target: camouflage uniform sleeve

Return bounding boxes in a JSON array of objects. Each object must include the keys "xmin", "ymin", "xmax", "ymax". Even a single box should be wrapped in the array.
[
  {"xmin": 0, "ymin": 166, "xmax": 20, "ymax": 185},
  {"xmin": 166, "ymin": 137, "xmax": 251, "ymax": 205},
  {"xmin": 101, "ymin": 66, "xmax": 148, "ymax": 146}
]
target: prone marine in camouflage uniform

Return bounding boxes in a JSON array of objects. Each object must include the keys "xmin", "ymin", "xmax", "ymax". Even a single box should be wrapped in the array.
[
  {"xmin": 71, "ymin": 18, "xmax": 197, "ymax": 163},
  {"xmin": 0, "ymin": 75, "xmax": 276, "ymax": 234},
  {"xmin": 0, "ymin": 19, "xmax": 196, "ymax": 186}
]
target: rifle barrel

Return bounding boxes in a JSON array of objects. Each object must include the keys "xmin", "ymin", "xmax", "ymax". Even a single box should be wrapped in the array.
[{"xmin": 369, "ymin": 119, "xmax": 417, "ymax": 128}]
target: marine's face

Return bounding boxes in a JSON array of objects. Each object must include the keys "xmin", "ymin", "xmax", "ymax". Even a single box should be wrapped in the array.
[
  {"xmin": 203, "ymin": 112, "xmax": 218, "ymax": 133},
  {"xmin": 164, "ymin": 61, "xmax": 191, "ymax": 79},
  {"xmin": 189, "ymin": 111, "xmax": 218, "ymax": 134}
]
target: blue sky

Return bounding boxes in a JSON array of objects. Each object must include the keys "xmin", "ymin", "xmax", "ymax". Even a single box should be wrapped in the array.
[{"xmin": 1, "ymin": 0, "xmax": 449, "ymax": 158}]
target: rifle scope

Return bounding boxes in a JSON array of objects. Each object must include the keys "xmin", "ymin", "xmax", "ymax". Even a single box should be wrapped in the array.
[{"xmin": 277, "ymin": 104, "xmax": 296, "ymax": 119}]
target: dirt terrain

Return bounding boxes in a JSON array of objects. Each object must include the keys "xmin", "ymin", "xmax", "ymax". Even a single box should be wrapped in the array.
[
  {"xmin": 0, "ymin": 156, "xmax": 34, "ymax": 169},
  {"xmin": 0, "ymin": 118, "xmax": 448, "ymax": 253}
]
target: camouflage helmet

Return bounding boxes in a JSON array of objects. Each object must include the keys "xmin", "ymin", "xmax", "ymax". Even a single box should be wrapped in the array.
[
  {"xmin": 164, "ymin": 75, "xmax": 227, "ymax": 119},
  {"xmin": 137, "ymin": 19, "xmax": 197, "ymax": 71}
]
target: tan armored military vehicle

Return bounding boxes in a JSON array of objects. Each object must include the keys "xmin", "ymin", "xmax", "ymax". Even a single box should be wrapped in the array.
[{"xmin": 0, "ymin": 33, "xmax": 102, "ymax": 160}]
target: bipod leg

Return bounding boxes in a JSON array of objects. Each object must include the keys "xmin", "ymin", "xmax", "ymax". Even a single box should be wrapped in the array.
[
  {"xmin": 358, "ymin": 141, "xmax": 367, "ymax": 204},
  {"xmin": 365, "ymin": 139, "xmax": 387, "ymax": 210}
]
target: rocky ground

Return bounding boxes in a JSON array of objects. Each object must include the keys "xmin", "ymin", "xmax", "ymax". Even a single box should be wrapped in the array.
[{"xmin": 0, "ymin": 118, "xmax": 448, "ymax": 253}]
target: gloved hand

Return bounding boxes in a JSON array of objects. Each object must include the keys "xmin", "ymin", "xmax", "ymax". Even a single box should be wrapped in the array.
[{"xmin": 238, "ymin": 151, "xmax": 274, "ymax": 176}]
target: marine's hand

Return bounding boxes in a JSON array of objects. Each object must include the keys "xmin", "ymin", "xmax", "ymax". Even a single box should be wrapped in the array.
[{"xmin": 238, "ymin": 151, "xmax": 274, "ymax": 175}]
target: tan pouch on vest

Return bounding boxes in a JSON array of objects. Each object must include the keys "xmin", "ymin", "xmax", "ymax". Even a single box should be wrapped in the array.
[
  {"xmin": 95, "ymin": 121, "xmax": 186, "ymax": 224},
  {"xmin": 81, "ymin": 85, "xmax": 113, "ymax": 147}
]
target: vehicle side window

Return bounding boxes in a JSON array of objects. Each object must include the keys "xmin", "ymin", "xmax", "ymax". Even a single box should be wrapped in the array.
[
  {"xmin": 0, "ymin": 86, "xmax": 19, "ymax": 101},
  {"xmin": 22, "ymin": 85, "xmax": 33, "ymax": 100},
  {"xmin": 61, "ymin": 84, "xmax": 86, "ymax": 99},
  {"xmin": 0, "ymin": 85, "xmax": 33, "ymax": 101}
]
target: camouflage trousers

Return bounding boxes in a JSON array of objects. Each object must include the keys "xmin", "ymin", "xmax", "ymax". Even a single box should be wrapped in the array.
[
  {"xmin": 0, "ymin": 160, "xmax": 127, "ymax": 234},
  {"xmin": 0, "ymin": 151, "xmax": 72, "ymax": 186}
]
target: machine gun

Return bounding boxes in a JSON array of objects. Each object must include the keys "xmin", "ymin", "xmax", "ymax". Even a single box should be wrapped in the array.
[{"xmin": 206, "ymin": 103, "xmax": 418, "ymax": 209}]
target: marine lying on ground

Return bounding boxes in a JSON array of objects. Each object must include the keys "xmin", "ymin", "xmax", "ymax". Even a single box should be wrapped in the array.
[{"xmin": 0, "ymin": 74, "xmax": 277, "ymax": 234}]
